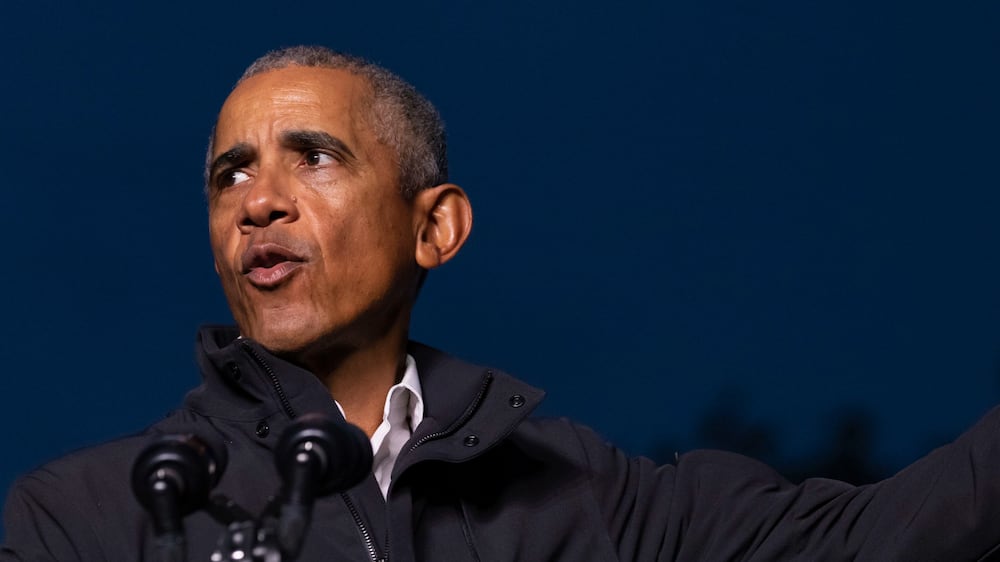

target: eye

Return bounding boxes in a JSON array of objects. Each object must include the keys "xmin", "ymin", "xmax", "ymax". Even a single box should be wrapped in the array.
[
  {"xmin": 217, "ymin": 169, "xmax": 251, "ymax": 189},
  {"xmin": 303, "ymin": 150, "xmax": 337, "ymax": 167}
]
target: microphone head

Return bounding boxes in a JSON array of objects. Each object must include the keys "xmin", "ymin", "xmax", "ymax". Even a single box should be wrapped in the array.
[
  {"xmin": 274, "ymin": 413, "xmax": 373, "ymax": 497},
  {"xmin": 131, "ymin": 434, "xmax": 228, "ymax": 515}
]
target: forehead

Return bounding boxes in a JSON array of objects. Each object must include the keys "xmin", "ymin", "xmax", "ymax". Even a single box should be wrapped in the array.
[{"xmin": 214, "ymin": 66, "xmax": 373, "ymax": 155}]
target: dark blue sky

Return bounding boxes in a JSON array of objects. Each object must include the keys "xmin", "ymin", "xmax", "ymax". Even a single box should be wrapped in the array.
[{"xmin": 2, "ymin": 0, "xmax": 999, "ymax": 512}]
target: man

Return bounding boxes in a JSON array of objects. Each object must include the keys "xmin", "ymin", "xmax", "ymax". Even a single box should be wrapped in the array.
[{"xmin": 5, "ymin": 45, "xmax": 1000, "ymax": 561}]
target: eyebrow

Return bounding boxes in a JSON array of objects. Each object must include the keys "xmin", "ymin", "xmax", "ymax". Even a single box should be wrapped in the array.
[
  {"xmin": 207, "ymin": 130, "xmax": 359, "ymax": 183},
  {"xmin": 280, "ymin": 129, "xmax": 358, "ymax": 165},
  {"xmin": 208, "ymin": 142, "xmax": 255, "ymax": 182}
]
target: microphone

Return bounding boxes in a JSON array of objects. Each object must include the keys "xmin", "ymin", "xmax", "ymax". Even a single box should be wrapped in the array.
[
  {"xmin": 274, "ymin": 413, "xmax": 373, "ymax": 557},
  {"xmin": 131, "ymin": 434, "xmax": 228, "ymax": 562}
]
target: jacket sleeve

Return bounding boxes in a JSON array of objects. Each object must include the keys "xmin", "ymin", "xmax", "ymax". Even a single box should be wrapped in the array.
[
  {"xmin": 576, "ymin": 404, "xmax": 1000, "ymax": 561},
  {"xmin": 1, "ymin": 473, "xmax": 98, "ymax": 562}
]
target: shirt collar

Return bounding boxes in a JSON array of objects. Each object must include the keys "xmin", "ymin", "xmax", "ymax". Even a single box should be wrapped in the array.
[
  {"xmin": 394, "ymin": 353, "xmax": 424, "ymax": 431},
  {"xmin": 330, "ymin": 354, "xmax": 424, "ymax": 431}
]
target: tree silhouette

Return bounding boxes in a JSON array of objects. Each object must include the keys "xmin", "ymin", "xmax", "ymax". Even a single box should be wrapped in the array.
[{"xmin": 649, "ymin": 388, "xmax": 887, "ymax": 485}]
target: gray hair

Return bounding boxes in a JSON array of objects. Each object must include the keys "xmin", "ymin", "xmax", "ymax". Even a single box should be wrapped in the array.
[{"xmin": 207, "ymin": 46, "xmax": 448, "ymax": 199}]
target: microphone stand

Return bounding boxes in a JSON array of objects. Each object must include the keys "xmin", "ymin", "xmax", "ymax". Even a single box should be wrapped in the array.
[
  {"xmin": 132, "ymin": 434, "xmax": 227, "ymax": 562},
  {"xmin": 147, "ymin": 471, "xmax": 186, "ymax": 562},
  {"xmin": 207, "ymin": 495, "xmax": 286, "ymax": 562},
  {"xmin": 204, "ymin": 413, "xmax": 373, "ymax": 561}
]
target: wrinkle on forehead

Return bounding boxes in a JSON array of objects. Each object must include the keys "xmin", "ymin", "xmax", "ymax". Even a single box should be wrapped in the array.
[{"xmin": 214, "ymin": 67, "xmax": 378, "ymax": 160}]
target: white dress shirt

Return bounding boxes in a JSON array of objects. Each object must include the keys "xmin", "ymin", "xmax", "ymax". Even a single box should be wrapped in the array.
[{"xmin": 334, "ymin": 354, "xmax": 424, "ymax": 498}]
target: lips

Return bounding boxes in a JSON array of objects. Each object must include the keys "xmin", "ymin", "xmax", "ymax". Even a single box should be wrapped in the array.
[{"xmin": 241, "ymin": 243, "xmax": 306, "ymax": 289}]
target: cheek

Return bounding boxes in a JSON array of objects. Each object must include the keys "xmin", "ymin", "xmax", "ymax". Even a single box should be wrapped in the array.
[
  {"xmin": 347, "ymin": 204, "xmax": 408, "ymax": 262},
  {"xmin": 311, "ymin": 210, "xmax": 396, "ymax": 296},
  {"xmin": 208, "ymin": 206, "xmax": 241, "ymax": 265}
]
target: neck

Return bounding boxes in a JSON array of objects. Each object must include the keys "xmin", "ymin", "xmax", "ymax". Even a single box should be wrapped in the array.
[{"xmin": 294, "ymin": 311, "xmax": 412, "ymax": 438}]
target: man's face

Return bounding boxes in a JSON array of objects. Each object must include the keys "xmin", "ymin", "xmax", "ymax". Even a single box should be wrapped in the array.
[{"xmin": 207, "ymin": 66, "xmax": 421, "ymax": 357}]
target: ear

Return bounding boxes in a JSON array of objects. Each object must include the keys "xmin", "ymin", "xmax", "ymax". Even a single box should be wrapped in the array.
[{"xmin": 412, "ymin": 183, "xmax": 473, "ymax": 270}]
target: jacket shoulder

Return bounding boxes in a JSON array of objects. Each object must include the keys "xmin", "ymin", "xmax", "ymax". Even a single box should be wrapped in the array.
[
  {"xmin": 1, "ymin": 411, "xmax": 210, "ymax": 561},
  {"xmin": 2, "ymin": 434, "xmax": 150, "ymax": 561}
]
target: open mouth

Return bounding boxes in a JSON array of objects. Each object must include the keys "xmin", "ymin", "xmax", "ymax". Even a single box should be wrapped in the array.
[{"xmin": 241, "ymin": 243, "xmax": 306, "ymax": 289}]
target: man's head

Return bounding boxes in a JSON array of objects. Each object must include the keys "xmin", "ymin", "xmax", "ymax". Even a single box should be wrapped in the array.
[{"xmin": 206, "ymin": 48, "xmax": 472, "ymax": 366}]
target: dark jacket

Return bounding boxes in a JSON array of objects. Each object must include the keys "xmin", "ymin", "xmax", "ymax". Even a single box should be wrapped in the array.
[{"xmin": 5, "ymin": 326, "xmax": 1000, "ymax": 561}]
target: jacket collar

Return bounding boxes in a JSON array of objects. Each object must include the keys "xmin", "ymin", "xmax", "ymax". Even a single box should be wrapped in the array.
[
  {"xmin": 186, "ymin": 325, "xmax": 545, "ymax": 466},
  {"xmin": 192, "ymin": 325, "xmax": 343, "ymax": 421}
]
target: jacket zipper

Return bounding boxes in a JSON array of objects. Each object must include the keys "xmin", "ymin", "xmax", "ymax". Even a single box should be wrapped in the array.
[
  {"xmin": 240, "ymin": 340, "xmax": 296, "ymax": 419},
  {"xmin": 400, "ymin": 371, "xmax": 493, "ymax": 562},
  {"xmin": 341, "ymin": 492, "xmax": 384, "ymax": 562},
  {"xmin": 240, "ymin": 340, "xmax": 383, "ymax": 560},
  {"xmin": 408, "ymin": 370, "xmax": 494, "ymax": 453}
]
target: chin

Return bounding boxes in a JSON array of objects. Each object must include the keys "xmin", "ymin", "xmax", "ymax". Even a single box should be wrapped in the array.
[
  {"xmin": 252, "ymin": 328, "xmax": 315, "ymax": 355},
  {"xmin": 238, "ymin": 311, "xmax": 321, "ymax": 355},
  {"xmin": 251, "ymin": 332, "xmax": 307, "ymax": 355}
]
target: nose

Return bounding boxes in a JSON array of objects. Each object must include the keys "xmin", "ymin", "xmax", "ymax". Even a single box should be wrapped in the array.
[{"xmin": 238, "ymin": 169, "xmax": 300, "ymax": 232}]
